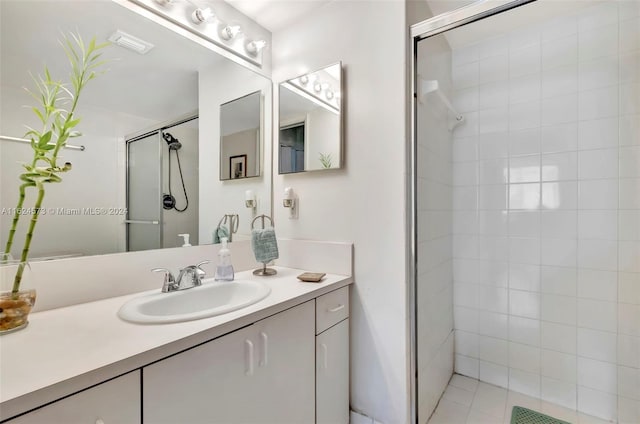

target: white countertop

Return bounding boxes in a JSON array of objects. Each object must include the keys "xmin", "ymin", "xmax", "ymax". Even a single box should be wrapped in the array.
[{"xmin": 0, "ymin": 267, "xmax": 352, "ymax": 420}]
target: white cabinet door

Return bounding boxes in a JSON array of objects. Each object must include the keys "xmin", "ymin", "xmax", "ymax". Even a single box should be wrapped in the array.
[
  {"xmin": 6, "ymin": 371, "xmax": 140, "ymax": 424},
  {"xmin": 143, "ymin": 323, "xmax": 256, "ymax": 424},
  {"xmin": 143, "ymin": 301, "xmax": 315, "ymax": 424},
  {"xmin": 316, "ymin": 319, "xmax": 349, "ymax": 424},
  {"xmin": 253, "ymin": 300, "xmax": 315, "ymax": 424}
]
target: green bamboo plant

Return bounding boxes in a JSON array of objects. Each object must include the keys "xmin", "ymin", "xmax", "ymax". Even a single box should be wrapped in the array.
[
  {"xmin": 3, "ymin": 33, "xmax": 108, "ymax": 295},
  {"xmin": 319, "ymin": 152, "xmax": 333, "ymax": 169}
]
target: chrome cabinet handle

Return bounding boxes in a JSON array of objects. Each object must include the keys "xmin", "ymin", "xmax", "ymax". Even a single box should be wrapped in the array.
[
  {"xmin": 245, "ymin": 340, "xmax": 254, "ymax": 376},
  {"xmin": 327, "ymin": 304, "xmax": 345, "ymax": 313},
  {"xmin": 259, "ymin": 332, "xmax": 268, "ymax": 367},
  {"xmin": 321, "ymin": 343, "xmax": 328, "ymax": 370}
]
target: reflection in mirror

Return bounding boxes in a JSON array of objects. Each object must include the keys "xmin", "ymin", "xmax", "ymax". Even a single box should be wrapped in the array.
[
  {"xmin": 278, "ymin": 62, "xmax": 342, "ymax": 174},
  {"xmin": 0, "ymin": 0, "xmax": 271, "ymax": 259},
  {"xmin": 220, "ymin": 91, "xmax": 262, "ymax": 181}
]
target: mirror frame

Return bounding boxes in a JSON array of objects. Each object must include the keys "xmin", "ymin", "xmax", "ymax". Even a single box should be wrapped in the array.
[{"xmin": 277, "ymin": 61, "xmax": 343, "ymax": 174}]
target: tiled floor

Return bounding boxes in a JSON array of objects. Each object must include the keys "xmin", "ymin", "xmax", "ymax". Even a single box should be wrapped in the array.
[{"xmin": 428, "ymin": 374, "xmax": 613, "ymax": 424}]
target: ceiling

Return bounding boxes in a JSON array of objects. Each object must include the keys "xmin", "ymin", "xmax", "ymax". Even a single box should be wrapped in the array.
[
  {"xmin": 224, "ymin": 0, "xmax": 332, "ymax": 32},
  {"xmin": 0, "ymin": 0, "xmax": 228, "ymax": 123}
]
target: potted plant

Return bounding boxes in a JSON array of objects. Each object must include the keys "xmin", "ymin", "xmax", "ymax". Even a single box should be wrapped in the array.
[{"xmin": 0, "ymin": 33, "xmax": 108, "ymax": 334}]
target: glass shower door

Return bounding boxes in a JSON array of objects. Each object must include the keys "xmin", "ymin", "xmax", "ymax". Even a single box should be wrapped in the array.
[{"xmin": 126, "ymin": 132, "xmax": 162, "ymax": 251}]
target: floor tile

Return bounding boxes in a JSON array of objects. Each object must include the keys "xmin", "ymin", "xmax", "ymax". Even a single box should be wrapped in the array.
[
  {"xmin": 505, "ymin": 391, "xmax": 542, "ymax": 417},
  {"xmin": 471, "ymin": 382, "xmax": 508, "ymax": 419},
  {"xmin": 428, "ymin": 374, "xmax": 613, "ymax": 424},
  {"xmin": 451, "ymin": 374, "xmax": 480, "ymax": 393},
  {"xmin": 540, "ymin": 401, "xmax": 579, "ymax": 423},
  {"xmin": 430, "ymin": 398, "xmax": 470, "ymax": 424},
  {"xmin": 466, "ymin": 409, "xmax": 499, "ymax": 424},
  {"xmin": 577, "ymin": 412, "xmax": 615, "ymax": 424},
  {"xmin": 444, "ymin": 384, "xmax": 476, "ymax": 407}
]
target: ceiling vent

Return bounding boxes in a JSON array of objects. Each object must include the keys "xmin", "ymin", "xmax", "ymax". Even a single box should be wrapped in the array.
[{"xmin": 108, "ymin": 30, "xmax": 154, "ymax": 55}]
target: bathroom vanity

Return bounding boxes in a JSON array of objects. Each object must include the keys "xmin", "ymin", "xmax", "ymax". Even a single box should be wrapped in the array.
[{"xmin": 0, "ymin": 268, "xmax": 351, "ymax": 424}]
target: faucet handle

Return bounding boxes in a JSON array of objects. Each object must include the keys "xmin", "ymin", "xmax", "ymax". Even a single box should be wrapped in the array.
[{"xmin": 152, "ymin": 268, "xmax": 178, "ymax": 293}]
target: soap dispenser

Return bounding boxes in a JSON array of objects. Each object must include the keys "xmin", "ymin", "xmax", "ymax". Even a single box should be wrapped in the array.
[
  {"xmin": 178, "ymin": 233, "xmax": 192, "ymax": 247},
  {"xmin": 214, "ymin": 237, "xmax": 234, "ymax": 281}
]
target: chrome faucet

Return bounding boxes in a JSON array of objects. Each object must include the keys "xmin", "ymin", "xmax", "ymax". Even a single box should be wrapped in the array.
[{"xmin": 152, "ymin": 261, "xmax": 211, "ymax": 293}]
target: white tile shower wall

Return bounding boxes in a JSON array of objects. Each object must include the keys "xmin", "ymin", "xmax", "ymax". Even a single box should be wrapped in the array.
[
  {"xmin": 451, "ymin": 2, "xmax": 639, "ymax": 422},
  {"xmin": 417, "ymin": 34, "xmax": 454, "ymax": 423}
]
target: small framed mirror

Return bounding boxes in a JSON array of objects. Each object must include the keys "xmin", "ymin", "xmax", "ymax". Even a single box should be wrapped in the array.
[
  {"xmin": 278, "ymin": 62, "xmax": 342, "ymax": 174},
  {"xmin": 219, "ymin": 91, "xmax": 262, "ymax": 181}
]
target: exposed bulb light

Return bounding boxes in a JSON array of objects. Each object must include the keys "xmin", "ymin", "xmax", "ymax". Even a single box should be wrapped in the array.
[
  {"xmin": 246, "ymin": 40, "xmax": 267, "ymax": 56},
  {"xmin": 325, "ymin": 89, "xmax": 334, "ymax": 100},
  {"xmin": 154, "ymin": 0, "xmax": 174, "ymax": 5},
  {"xmin": 191, "ymin": 7, "xmax": 215, "ymax": 24},
  {"xmin": 299, "ymin": 75, "xmax": 309, "ymax": 85},
  {"xmin": 221, "ymin": 25, "xmax": 241, "ymax": 40},
  {"xmin": 313, "ymin": 81, "xmax": 323, "ymax": 93}
]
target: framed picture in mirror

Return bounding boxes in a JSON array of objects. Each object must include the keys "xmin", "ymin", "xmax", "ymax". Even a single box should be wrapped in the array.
[
  {"xmin": 278, "ymin": 62, "xmax": 342, "ymax": 174},
  {"xmin": 230, "ymin": 155, "xmax": 247, "ymax": 179}
]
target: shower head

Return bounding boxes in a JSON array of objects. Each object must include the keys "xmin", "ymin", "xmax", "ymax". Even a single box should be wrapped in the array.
[{"xmin": 162, "ymin": 132, "xmax": 182, "ymax": 150}]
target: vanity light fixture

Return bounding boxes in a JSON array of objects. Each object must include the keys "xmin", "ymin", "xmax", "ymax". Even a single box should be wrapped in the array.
[
  {"xmin": 191, "ymin": 7, "xmax": 215, "ymax": 24},
  {"xmin": 221, "ymin": 25, "xmax": 241, "ymax": 40},
  {"xmin": 283, "ymin": 187, "xmax": 298, "ymax": 219},
  {"xmin": 325, "ymin": 89, "xmax": 334, "ymax": 100},
  {"xmin": 246, "ymin": 40, "xmax": 267, "ymax": 56},
  {"xmin": 299, "ymin": 75, "xmax": 309, "ymax": 85},
  {"xmin": 245, "ymin": 190, "xmax": 257, "ymax": 211}
]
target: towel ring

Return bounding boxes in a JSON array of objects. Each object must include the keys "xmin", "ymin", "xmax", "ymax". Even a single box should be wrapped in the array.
[
  {"xmin": 216, "ymin": 214, "xmax": 239, "ymax": 242},
  {"xmin": 251, "ymin": 214, "xmax": 273, "ymax": 230},
  {"xmin": 251, "ymin": 214, "xmax": 277, "ymax": 277}
]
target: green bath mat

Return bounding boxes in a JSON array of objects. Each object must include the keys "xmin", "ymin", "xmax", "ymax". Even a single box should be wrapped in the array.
[{"xmin": 510, "ymin": 406, "xmax": 572, "ymax": 424}]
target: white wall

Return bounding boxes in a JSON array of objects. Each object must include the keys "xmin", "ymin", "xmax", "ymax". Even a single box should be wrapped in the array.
[
  {"xmin": 0, "ymin": 86, "xmax": 156, "ymax": 258},
  {"xmin": 416, "ymin": 31, "xmax": 455, "ymax": 423},
  {"xmin": 449, "ymin": 2, "xmax": 639, "ymax": 421},
  {"xmin": 272, "ymin": 1, "xmax": 408, "ymax": 422},
  {"xmin": 199, "ymin": 60, "xmax": 272, "ymax": 243}
]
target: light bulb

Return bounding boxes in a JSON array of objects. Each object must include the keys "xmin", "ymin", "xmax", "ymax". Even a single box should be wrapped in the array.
[
  {"xmin": 299, "ymin": 75, "xmax": 309, "ymax": 85},
  {"xmin": 325, "ymin": 89, "xmax": 334, "ymax": 100},
  {"xmin": 154, "ymin": 0, "xmax": 173, "ymax": 5},
  {"xmin": 313, "ymin": 81, "xmax": 322, "ymax": 93},
  {"xmin": 246, "ymin": 40, "xmax": 267, "ymax": 56},
  {"xmin": 221, "ymin": 25, "xmax": 241, "ymax": 40},
  {"xmin": 191, "ymin": 7, "xmax": 215, "ymax": 24}
]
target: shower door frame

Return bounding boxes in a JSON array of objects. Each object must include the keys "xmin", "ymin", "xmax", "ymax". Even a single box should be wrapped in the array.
[
  {"xmin": 408, "ymin": 1, "xmax": 537, "ymax": 422},
  {"xmin": 125, "ymin": 113, "xmax": 198, "ymax": 251}
]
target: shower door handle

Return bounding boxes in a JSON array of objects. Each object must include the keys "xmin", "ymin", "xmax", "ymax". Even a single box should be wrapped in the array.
[{"xmin": 124, "ymin": 220, "xmax": 160, "ymax": 225}]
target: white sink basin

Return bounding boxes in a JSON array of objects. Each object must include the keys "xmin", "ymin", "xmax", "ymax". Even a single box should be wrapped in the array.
[{"xmin": 118, "ymin": 280, "xmax": 271, "ymax": 324}]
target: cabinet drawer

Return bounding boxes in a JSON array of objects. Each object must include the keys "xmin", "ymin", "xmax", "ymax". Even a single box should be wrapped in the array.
[{"xmin": 316, "ymin": 286, "xmax": 349, "ymax": 334}]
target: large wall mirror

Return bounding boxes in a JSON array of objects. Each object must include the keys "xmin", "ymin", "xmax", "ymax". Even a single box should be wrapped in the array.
[
  {"xmin": 278, "ymin": 62, "xmax": 342, "ymax": 174},
  {"xmin": 0, "ymin": 0, "xmax": 271, "ymax": 258}
]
